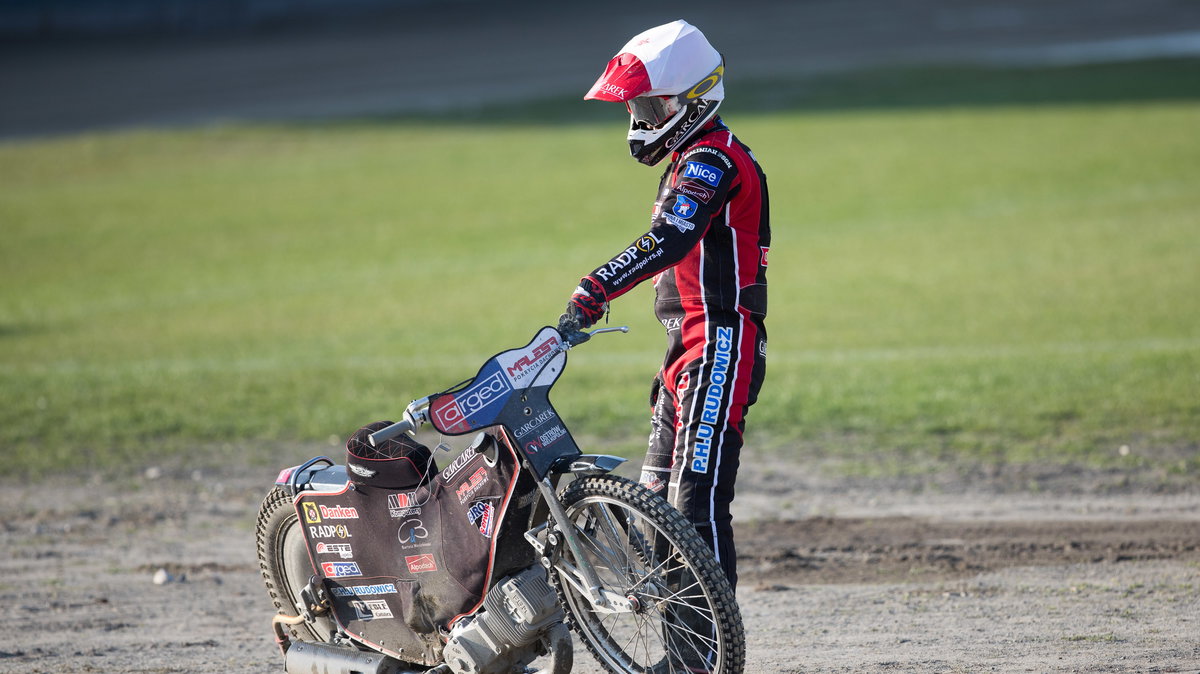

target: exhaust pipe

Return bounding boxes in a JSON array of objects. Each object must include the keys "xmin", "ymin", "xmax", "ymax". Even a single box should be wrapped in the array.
[{"xmin": 284, "ymin": 640, "xmax": 429, "ymax": 674}]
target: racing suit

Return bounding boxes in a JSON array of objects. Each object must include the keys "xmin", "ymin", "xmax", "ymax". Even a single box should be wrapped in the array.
[{"xmin": 580, "ymin": 117, "xmax": 768, "ymax": 587}]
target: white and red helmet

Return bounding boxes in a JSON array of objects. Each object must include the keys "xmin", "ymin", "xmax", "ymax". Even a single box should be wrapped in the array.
[{"xmin": 585, "ymin": 20, "xmax": 725, "ymax": 166}]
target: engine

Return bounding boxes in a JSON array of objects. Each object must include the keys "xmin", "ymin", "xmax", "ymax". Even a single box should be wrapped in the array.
[{"xmin": 442, "ymin": 565, "xmax": 565, "ymax": 674}]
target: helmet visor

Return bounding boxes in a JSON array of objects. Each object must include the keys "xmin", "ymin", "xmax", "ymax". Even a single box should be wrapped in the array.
[{"xmin": 627, "ymin": 95, "xmax": 681, "ymax": 130}]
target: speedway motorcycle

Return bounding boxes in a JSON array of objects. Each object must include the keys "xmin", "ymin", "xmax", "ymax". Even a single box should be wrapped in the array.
[{"xmin": 256, "ymin": 325, "xmax": 745, "ymax": 674}]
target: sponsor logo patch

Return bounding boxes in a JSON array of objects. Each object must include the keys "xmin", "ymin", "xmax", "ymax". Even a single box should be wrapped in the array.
[
  {"xmin": 597, "ymin": 82, "xmax": 627, "ymax": 99},
  {"xmin": 387, "ymin": 492, "xmax": 421, "ymax": 518},
  {"xmin": 672, "ymin": 194, "xmax": 698, "ymax": 219},
  {"xmin": 315, "ymin": 542, "xmax": 353, "ymax": 559},
  {"xmin": 351, "ymin": 599, "xmax": 393, "ymax": 621},
  {"xmin": 318, "ymin": 504, "xmax": 359, "ymax": 520},
  {"xmin": 396, "ymin": 519, "xmax": 430, "ymax": 548},
  {"xmin": 432, "ymin": 368, "xmax": 512, "ymax": 432},
  {"xmin": 504, "ymin": 335, "xmax": 559, "ymax": 384},
  {"xmin": 321, "ymin": 561, "xmax": 362, "ymax": 578},
  {"xmin": 405, "ymin": 554, "xmax": 438, "ymax": 574},
  {"xmin": 663, "ymin": 213, "xmax": 695, "ymax": 233},
  {"xmin": 302, "ymin": 502, "xmax": 321, "ymax": 524},
  {"xmin": 440, "ymin": 450, "xmax": 481, "ymax": 481},
  {"xmin": 347, "ymin": 463, "xmax": 377, "ymax": 478},
  {"xmin": 514, "ymin": 408, "xmax": 557, "ymax": 440},
  {"xmin": 456, "ymin": 467, "xmax": 489, "ymax": 503},
  {"xmin": 467, "ymin": 501, "xmax": 495, "ymax": 538},
  {"xmin": 676, "ymin": 181, "xmax": 716, "ymax": 203},
  {"xmin": 760, "ymin": 246, "xmax": 770, "ymax": 266},
  {"xmin": 309, "ymin": 524, "xmax": 353, "ymax": 539},
  {"xmin": 682, "ymin": 161, "xmax": 724, "ymax": 187},
  {"xmin": 330, "ymin": 583, "xmax": 396, "ymax": 597}
]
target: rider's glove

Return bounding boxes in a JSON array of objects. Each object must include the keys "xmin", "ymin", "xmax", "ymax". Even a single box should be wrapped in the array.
[{"xmin": 563, "ymin": 276, "xmax": 608, "ymax": 330}]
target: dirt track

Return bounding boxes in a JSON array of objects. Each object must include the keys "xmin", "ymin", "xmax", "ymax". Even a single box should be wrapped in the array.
[{"xmin": 0, "ymin": 453, "xmax": 1196, "ymax": 673}]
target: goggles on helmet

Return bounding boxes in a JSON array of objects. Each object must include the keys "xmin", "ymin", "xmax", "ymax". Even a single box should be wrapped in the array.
[{"xmin": 626, "ymin": 95, "xmax": 682, "ymax": 130}]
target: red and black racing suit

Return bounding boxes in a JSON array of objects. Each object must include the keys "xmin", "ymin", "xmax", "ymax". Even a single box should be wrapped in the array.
[{"xmin": 580, "ymin": 117, "xmax": 768, "ymax": 587}]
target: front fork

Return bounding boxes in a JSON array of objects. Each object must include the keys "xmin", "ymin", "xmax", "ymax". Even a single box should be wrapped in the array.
[{"xmin": 525, "ymin": 467, "xmax": 638, "ymax": 614}]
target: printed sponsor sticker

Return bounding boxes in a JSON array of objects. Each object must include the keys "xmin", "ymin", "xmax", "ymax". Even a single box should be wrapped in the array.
[
  {"xmin": 405, "ymin": 554, "xmax": 438, "ymax": 574},
  {"xmin": 315, "ymin": 542, "xmax": 353, "ymax": 559},
  {"xmin": 350, "ymin": 599, "xmax": 394, "ymax": 621},
  {"xmin": 309, "ymin": 524, "xmax": 353, "ymax": 539},
  {"xmin": 502, "ymin": 335, "xmax": 559, "ymax": 385},
  {"xmin": 330, "ymin": 583, "xmax": 397, "ymax": 597},
  {"xmin": 396, "ymin": 519, "xmax": 430, "ymax": 548},
  {"xmin": 321, "ymin": 561, "xmax": 362, "ymax": 578},
  {"xmin": 432, "ymin": 366, "xmax": 512, "ymax": 433},
  {"xmin": 440, "ymin": 449, "xmax": 480, "ymax": 481},
  {"xmin": 455, "ymin": 467, "xmax": 489, "ymax": 503},
  {"xmin": 303, "ymin": 501, "xmax": 321, "ymax": 524},
  {"xmin": 387, "ymin": 492, "xmax": 421, "ymax": 518},
  {"xmin": 318, "ymin": 504, "xmax": 359, "ymax": 520},
  {"xmin": 467, "ymin": 501, "xmax": 495, "ymax": 538}
]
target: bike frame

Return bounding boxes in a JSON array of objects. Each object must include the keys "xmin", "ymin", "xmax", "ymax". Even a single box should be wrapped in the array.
[{"xmin": 367, "ymin": 326, "xmax": 633, "ymax": 610}]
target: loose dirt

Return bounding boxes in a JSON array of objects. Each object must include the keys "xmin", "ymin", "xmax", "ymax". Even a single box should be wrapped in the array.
[{"xmin": 0, "ymin": 451, "xmax": 1196, "ymax": 673}]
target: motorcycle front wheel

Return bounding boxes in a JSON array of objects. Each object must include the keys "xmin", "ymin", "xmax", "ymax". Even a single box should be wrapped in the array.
[{"xmin": 554, "ymin": 475, "xmax": 745, "ymax": 674}]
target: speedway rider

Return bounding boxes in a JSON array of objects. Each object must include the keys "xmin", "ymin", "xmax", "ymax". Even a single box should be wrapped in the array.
[{"xmin": 559, "ymin": 20, "xmax": 769, "ymax": 589}]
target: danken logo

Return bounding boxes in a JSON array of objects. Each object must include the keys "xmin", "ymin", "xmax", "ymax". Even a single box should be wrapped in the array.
[
  {"xmin": 683, "ymin": 161, "xmax": 723, "ymax": 187},
  {"xmin": 318, "ymin": 504, "xmax": 359, "ymax": 520}
]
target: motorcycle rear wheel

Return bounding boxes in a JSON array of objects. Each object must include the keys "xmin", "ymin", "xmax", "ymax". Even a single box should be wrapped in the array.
[
  {"xmin": 554, "ymin": 475, "xmax": 745, "ymax": 674},
  {"xmin": 256, "ymin": 487, "xmax": 338, "ymax": 643}
]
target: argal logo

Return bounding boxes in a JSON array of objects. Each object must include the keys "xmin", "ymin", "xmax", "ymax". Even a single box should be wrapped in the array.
[
  {"xmin": 433, "ymin": 369, "xmax": 512, "ymax": 432},
  {"xmin": 321, "ymin": 561, "xmax": 362, "ymax": 578}
]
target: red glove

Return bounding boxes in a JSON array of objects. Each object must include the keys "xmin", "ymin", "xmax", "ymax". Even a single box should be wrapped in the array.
[{"xmin": 565, "ymin": 276, "xmax": 608, "ymax": 329}]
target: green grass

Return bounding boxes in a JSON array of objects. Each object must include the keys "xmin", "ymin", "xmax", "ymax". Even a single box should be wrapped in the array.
[{"xmin": 2, "ymin": 60, "xmax": 1198, "ymax": 477}]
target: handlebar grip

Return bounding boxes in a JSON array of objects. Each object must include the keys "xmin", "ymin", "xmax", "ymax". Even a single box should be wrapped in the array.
[{"xmin": 368, "ymin": 419, "xmax": 413, "ymax": 447}]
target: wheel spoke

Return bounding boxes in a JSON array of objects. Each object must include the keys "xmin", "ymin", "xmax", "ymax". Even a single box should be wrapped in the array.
[{"xmin": 553, "ymin": 477, "xmax": 742, "ymax": 673}]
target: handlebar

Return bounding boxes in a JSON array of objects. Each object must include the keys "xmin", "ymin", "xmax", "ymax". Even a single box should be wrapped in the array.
[
  {"xmin": 368, "ymin": 418, "xmax": 414, "ymax": 446},
  {"xmin": 368, "ymin": 326, "xmax": 628, "ymax": 446}
]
